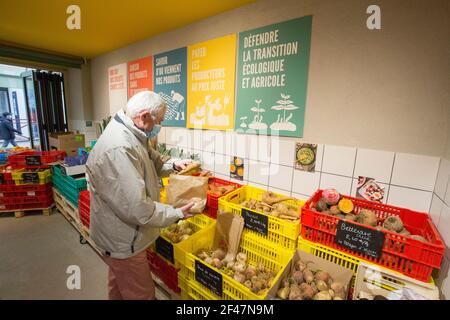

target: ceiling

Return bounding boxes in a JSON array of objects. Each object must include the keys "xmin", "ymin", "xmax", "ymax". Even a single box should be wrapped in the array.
[{"xmin": 0, "ymin": 0, "xmax": 256, "ymax": 59}]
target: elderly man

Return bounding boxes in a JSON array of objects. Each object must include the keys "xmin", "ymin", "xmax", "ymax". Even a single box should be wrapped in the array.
[{"xmin": 86, "ymin": 91, "xmax": 194, "ymax": 300}]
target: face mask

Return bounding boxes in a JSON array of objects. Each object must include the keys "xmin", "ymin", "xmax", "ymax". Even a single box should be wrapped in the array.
[{"xmin": 146, "ymin": 124, "xmax": 161, "ymax": 139}]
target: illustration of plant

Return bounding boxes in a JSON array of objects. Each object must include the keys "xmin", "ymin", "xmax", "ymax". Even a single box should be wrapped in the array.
[
  {"xmin": 248, "ymin": 99, "xmax": 268, "ymax": 130},
  {"xmin": 239, "ymin": 116, "xmax": 248, "ymax": 128},
  {"xmin": 270, "ymin": 93, "xmax": 299, "ymax": 131}
]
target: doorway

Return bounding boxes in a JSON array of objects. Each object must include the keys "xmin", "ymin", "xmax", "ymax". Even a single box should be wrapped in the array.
[{"xmin": 0, "ymin": 63, "xmax": 68, "ymax": 150}]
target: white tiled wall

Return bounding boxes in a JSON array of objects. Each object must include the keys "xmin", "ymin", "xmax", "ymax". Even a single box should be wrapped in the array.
[{"xmin": 161, "ymin": 128, "xmax": 441, "ymax": 215}]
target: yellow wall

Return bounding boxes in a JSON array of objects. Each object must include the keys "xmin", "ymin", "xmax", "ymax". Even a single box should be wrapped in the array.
[{"xmin": 87, "ymin": 0, "xmax": 450, "ymax": 157}]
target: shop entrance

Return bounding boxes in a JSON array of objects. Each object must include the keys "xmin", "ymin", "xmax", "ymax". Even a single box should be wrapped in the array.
[{"xmin": 0, "ymin": 63, "xmax": 68, "ymax": 150}]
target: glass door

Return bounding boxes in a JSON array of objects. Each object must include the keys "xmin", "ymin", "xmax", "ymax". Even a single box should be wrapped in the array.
[{"xmin": 21, "ymin": 71, "xmax": 42, "ymax": 150}]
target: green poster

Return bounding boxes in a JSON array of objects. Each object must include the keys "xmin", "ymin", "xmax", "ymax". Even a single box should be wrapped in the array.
[{"xmin": 235, "ymin": 16, "xmax": 312, "ymax": 137}]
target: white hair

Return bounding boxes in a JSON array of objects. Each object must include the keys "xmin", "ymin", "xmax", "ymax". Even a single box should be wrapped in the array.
[{"xmin": 123, "ymin": 91, "xmax": 166, "ymax": 118}]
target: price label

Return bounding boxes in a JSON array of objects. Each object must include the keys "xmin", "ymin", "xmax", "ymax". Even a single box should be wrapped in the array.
[
  {"xmin": 25, "ymin": 155, "xmax": 42, "ymax": 166},
  {"xmin": 195, "ymin": 260, "xmax": 223, "ymax": 297},
  {"xmin": 155, "ymin": 236, "xmax": 174, "ymax": 264},
  {"xmin": 27, "ymin": 191, "xmax": 36, "ymax": 196},
  {"xmin": 242, "ymin": 208, "xmax": 268, "ymax": 236},
  {"xmin": 22, "ymin": 173, "xmax": 39, "ymax": 184},
  {"xmin": 335, "ymin": 220, "xmax": 385, "ymax": 260}
]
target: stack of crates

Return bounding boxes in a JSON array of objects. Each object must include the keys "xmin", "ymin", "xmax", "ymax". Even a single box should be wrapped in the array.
[
  {"xmin": 52, "ymin": 165, "xmax": 87, "ymax": 207},
  {"xmin": 0, "ymin": 150, "xmax": 63, "ymax": 211}
]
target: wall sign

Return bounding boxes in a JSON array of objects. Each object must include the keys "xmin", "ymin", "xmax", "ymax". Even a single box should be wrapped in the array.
[
  {"xmin": 154, "ymin": 47, "xmax": 187, "ymax": 127},
  {"xmin": 195, "ymin": 260, "xmax": 223, "ymax": 296},
  {"xmin": 108, "ymin": 63, "xmax": 128, "ymax": 116},
  {"xmin": 335, "ymin": 220, "xmax": 385, "ymax": 260},
  {"xmin": 155, "ymin": 236, "xmax": 174, "ymax": 264},
  {"xmin": 235, "ymin": 16, "xmax": 312, "ymax": 137},
  {"xmin": 242, "ymin": 208, "xmax": 268, "ymax": 236},
  {"xmin": 187, "ymin": 34, "xmax": 237, "ymax": 130},
  {"xmin": 128, "ymin": 56, "xmax": 153, "ymax": 99}
]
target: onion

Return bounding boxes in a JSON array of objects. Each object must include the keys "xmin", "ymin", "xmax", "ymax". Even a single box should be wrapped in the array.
[
  {"xmin": 211, "ymin": 258, "xmax": 223, "ymax": 269},
  {"xmin": 236, "ymin": 252, "xmax": 247, "ymax": 263},
  {"xmin": 314, "ymin": 270, "xmax": 330, "ymax": 283},
  {"xmin": 233, "ymin": 261, "xmax": 246, "ymax": 273},
  {"xmin": 205, "ymin": 257, "xmax": 213, "ymax": 265},
  {"xmin": 233, "ymin": 272, "xmax": 246, "ymax": 284},
  {"xmin": 316, "ymin": 280, "xmax": 328, "ymax": 291},
  {"xmin": 211, "ymin": 248, "xmax": 226, "ymax": 260},
  {"xmin": 245, "ymin": 265, "xmax": 257, "ymax": 279}
]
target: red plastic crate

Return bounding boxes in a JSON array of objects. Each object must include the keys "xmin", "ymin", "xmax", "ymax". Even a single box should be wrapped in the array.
[
  {"xmin": 13, "ymin": 183, "xmax": 53, "ymax": 193},
  {"xmin": 7, "ymin": 150, "xmax": 66, "ymax": 167},
  {"xmin": 146, "ymin": 249, "xmax": 180, "ymax": 293},
  {"xmin": 0, "ymin": 203, "xmax": 20, "ymax": 211},
  {"xmin": 80, "ymin": 213, "xmax": 90, "ymax": 228},
  {"xmin": 19, "ymin": 199, "xmax": 53, "ymax": 210},
  {"xmin": 1, "ymin": 194, "xmax": 53, "ymax": 205},
  {"xmin": 301, "ymin": 189, "xmax": 445, "ymax": 282},
  {"xmin": 190, "ymin": 174, "xmax": 242, "ymax": 219},
  {"xmin": 79, "ymin": 190, "xmax": 90, "ymax": 207}
]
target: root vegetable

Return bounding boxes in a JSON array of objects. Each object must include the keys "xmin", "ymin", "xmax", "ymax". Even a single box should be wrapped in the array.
[
  {"xmin": 257, "ymin": 262, "xmax": 265, "ymax": 273},
  {"xmin": 315, "ymin": 198, "xmax": 328, "ymax": 212},
  {"xmin": 226, "ymin": 261, "xmax": 235, "ymax": 269},
  {"xmin": 295, "ymin": 260, "xmax": 307, "ymax": 272},
  {"xmin": 383, "ymin": 216, "xmax": 404, "ymax": 233},
  {"xmin": 323, "ymin": 189, "xmax": 340, "ymax": 206},
  {"xmin": 330, "ymin": 282, "xmax": 345, "ymax": 294},
  {"xmin": 313, "ymin": 290, "xmax": 332, "ymax": 300},
  {"xmin": 233, "ymin": 261, "xmax": 247, "ymax": 273},
  {"xmin": 333, "ymin": 296, "xmax": 343, "ymax": 300},
  {"xmin": 245, "ymin": 266, "xmax": 257, "ymax": 279},
  {"xmin": 315, "ymin": 270, "xmax": 331, "ymax": 283},
  {"xmin": 179, "ymin": 234, "xmax": 190, "ymax": 242},
  {"xmin": 338, "ymin": 198, "xmax": 354, "ymax": 214},
  {"xmin": 197, "ymin": 249, "xmax": 209, "ymax": 261},
  {"xmin": 316, "ymin": 280, "xmax": 329, "ymax": 291},
  {"xmin": 399, "ymin": 228, "xmax": 411, "ymax": 236},
  {"xmin": 329, "ymin": 205, "xmax": 341, "ymax": 215},
  {"xmin": 244, "ymin": 280, "xmax": 252, "ymax": 289},
  {"xmin": 289, "ymin": 285, "xmax": 303, "ymax": 300},
  {"xmin": 411, "ymin": 235, "xmax": 427, "ymax": 242},
  {"xmin": 233, "ymin": 273, "xmax": 246, "ymax": 284},
  {"xmin": 345, "ymin": 214, "xmax": 358, "ymax": 221},
  {"xmin": 277, "ymin": 287, "xmax": 290, "ymax": 300},
  {"xmin": 211, "ymin": 248, "xmax": 226, "ymax": 260},
  {"xmin": 299, "ymin": 283, "xmax": 315, "ymax": 300},
  {"xmin": 236, "ymin": 252, "xmax": 247, "ymax": 263},
  {"xmin": 292, "ymin": 271, "xmax": 304, "ymax": 284},
  {"xmin": 282, "ymin": 278, "xmax": 290, "ymax": 288},
  {"xmin": 328, "ymin": 289, "xmax": 335, "ymax": 299},
  {"xmin": 303, "ymin": 269, "xmax": 314, "ymax": 283},
  {"xmin": 211, "ymin": 258, "xmax": 223, "ymax": 269},
  {"xmin": 262, "ymin": 191, "xmax": 293, "ymax": 205},
  {"xmin": 356, "ymin": 209, "xmax": 378, "ymax": 227},
  {"xmin": 205, "ymin": 257, "xmax": 213, "ymax": 265}
]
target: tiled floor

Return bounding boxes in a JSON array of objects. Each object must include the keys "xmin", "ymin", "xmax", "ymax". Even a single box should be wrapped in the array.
[{"xmin": 0, "ymin": 211, "xmax": 108, "ymax": 300}]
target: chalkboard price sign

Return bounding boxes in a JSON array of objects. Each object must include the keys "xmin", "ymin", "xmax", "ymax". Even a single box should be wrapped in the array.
[
  {"xmin": 25, "ymin": 156, "xmax": 42, "ymax": 166},
  {"xmin": 242, "ymin": 208, "xmax": 268, "ymax": 236},
  {"xmin": 22, "ymin": 172, "xmax": 40, "ymax": 184},
  {"xmin": 195, "ymin": 260, "xmax": 223, "ymax": 297},
  {"xmin": 155, "ymin": 236, "xmax": 174, "ymax": 264},
  {"xmin": 335, "ymin": 220, "xmax": 385, "ymax": 260}
]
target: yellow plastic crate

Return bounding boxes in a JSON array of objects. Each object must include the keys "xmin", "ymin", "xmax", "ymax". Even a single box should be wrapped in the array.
[
  {"xmin": 297, "ymin": 236, "xmax": 361, "ymax": 274},
  {"xmin": 179, "ymin": 223, "xmax": 293, "ymax": 300},
  {"xmin": 177, "ymin": 274, "xmax": 192, "ymax": 300},
  {"xmin": 151, "ymin": 213, "xmax": 215, "ymax": 268},
  {"xmin": 218, "ymin": 185, "xmax": 304, "ymax": 250},
  {"xmin": 12, "ymin": 168, "xmax": 52, "ymax": 185}
]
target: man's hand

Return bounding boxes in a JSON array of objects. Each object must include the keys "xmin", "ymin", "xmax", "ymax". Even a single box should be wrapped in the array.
[
  {"xmin": 179, "ymin": 202, "xmax": 195, "ymax": 219},
  {"xmin": 173, "ymin": 159, "xmax": 193, "ymax": 171}
]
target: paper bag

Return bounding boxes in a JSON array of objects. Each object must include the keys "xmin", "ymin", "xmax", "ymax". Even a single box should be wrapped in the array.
[
  {"xmin": 166, "ymin": 174, "xmax": 208, "ymax": 213},
  {"xmin": 214, "ymin": 211, "xmax": 245, "ymax": 260}
]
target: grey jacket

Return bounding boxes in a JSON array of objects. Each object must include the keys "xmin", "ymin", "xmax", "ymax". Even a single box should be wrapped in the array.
[{"xmin": 86, "ymin": 110, "xmax": 183, "ymax": 259}]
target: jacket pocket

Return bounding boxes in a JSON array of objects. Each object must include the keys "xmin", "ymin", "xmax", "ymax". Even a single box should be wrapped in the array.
[{"xmin": 131, "ymin": 225, "xmax": 139, "ymax": 254}]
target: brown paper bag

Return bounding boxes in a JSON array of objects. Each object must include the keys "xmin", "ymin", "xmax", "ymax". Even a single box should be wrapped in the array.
[
  {"xmin": 166, "ymin": 174, "xmax": 208, "ymax": 213},
  {"xmin": 214, "ymin": 211, "xmax": 245, "ymax": 260}
]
